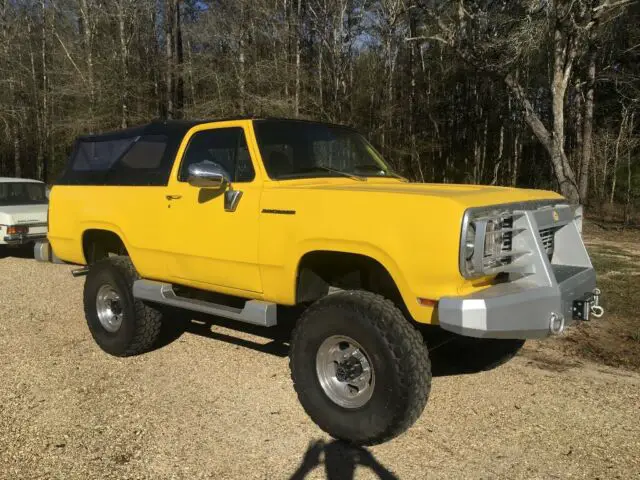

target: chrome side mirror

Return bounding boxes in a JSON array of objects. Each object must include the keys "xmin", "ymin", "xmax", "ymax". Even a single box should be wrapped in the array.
[{"xmin": 187, "ymin": 161, "xmax": 231, "ymax": 190}]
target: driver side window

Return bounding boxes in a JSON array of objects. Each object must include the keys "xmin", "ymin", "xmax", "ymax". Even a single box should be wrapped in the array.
[{"xmin": 179, "ymin": 127, "xmax": 255, "ymax": 182}]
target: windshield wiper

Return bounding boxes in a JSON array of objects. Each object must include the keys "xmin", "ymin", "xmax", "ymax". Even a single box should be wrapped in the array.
[
  {"xmin": 353, "ymin": 164, "xmax": 409, "ymax": 182},
  {"xmin": 383, "ymin": 170, "xmax": 409, "ymax": 182},
  {"xmin": 303, "ymin": 165, "xmax": 366, "ymax": 181}
]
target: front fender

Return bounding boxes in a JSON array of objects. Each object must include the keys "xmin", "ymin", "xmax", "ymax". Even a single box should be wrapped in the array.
[{"xmin": 286, "ymin": 239, "xmax": 436, "ymax": 324}]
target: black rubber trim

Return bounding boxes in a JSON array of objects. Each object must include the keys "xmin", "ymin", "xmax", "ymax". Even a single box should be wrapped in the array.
[{"xmin": 262, "ymin": 209, "xmax": 296, "ymax": 215}]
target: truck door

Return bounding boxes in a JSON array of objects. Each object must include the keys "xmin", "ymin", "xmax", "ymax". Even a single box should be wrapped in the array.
[{"xmin": 163, "ymin": 121, "xmax": 263, "ymax": 294}]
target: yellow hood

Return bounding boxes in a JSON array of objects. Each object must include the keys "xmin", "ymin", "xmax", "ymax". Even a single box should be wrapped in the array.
[{"xmin": 272, "ymin": 178, "xmax": 565, "ymax": 209}]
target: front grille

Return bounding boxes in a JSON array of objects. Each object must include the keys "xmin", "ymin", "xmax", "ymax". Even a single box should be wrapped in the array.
[
  {"xmin": 539, "ymin": 227, "xmax": 555, "ymax": 257},
  {"xmin": 500, "ymin": 217, "xmax": 555, "ymax": 259},
  {"xmin": 501, "ymin": 216, "xmax": 513, "ymax": 253}
]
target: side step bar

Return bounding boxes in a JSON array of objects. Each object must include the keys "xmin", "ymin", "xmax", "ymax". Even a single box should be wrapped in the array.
[{"xmin": 132, "ymin": 279, "xmax": 277, "ymax": 327}]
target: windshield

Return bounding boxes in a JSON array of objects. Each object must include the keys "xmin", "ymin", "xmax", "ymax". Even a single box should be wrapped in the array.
[
  {"xmin": 254, "ymin": 120, "xmax": 399, "ymax": 180},
  {"xmin": 0, "ymin": 182, "xmax": 48, "ymax": 206}
]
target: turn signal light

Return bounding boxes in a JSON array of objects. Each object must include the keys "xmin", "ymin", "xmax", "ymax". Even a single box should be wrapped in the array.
[
  {"xmin": 417, "ymin": 298, "xmax": 436, "ymax": 307},
  {"xmin": 6, "ymin": 225, "xmax": 28, "ymax": 235}
]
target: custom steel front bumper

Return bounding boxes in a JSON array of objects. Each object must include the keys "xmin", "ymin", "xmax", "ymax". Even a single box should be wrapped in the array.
[{"xmin": 438, "ymin": 205, "xmax": 603, "ymax": 339}]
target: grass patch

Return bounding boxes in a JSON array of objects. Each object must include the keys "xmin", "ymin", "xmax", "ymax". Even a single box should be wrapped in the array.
[
  {"xmin": 588, "ymin": 246, "xmax": 639, "ymax": 278},
  {"xmin": 552, "ymin": 225, "xmax": 640, "ymax": 371},
  {"xmin": 588, "ymin": 246, "xmax": 640, "ymax": 319}
]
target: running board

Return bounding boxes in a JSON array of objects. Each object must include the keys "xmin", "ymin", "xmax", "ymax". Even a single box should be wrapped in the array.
[{"xmin": 132, "ymin": 280, "xmax": 277, "ymax": 327}]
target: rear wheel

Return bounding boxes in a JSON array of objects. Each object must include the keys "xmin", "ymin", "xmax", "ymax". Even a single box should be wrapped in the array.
[
  {"xmin": 290, "ymin": 291, "xmax": 431, "ymax": 445},
  {"xmin": 83, "ymin": 256, "xmax": 162, "ymax": 356}
]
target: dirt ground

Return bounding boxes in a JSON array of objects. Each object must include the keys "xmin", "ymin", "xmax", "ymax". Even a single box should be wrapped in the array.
[{"xmin": 1, "ymin": 225, "xmax": 639, "ymax": 479}]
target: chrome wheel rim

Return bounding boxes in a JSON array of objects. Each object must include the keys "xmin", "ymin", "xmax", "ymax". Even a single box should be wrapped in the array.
[
  {"xmin": 96, "ymin": 284, "xmax": 124, "ymax": 333},
  {"xmin": 316, "ymin": 335, "xmax": 375, "ymax": 409}
]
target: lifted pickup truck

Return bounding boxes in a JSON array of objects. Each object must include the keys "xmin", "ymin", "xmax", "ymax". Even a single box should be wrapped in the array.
[{"xmin": 40, "ymin": 117, "xmax": 603, "ymax": 445}]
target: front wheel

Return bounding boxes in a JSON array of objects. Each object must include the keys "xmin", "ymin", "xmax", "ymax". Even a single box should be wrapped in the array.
[
  {"xmin": 289, "ymin": 291, "xmax": 431, "ymax": 445},
  {"xmin": 83, "ymin": 256, "xmax": 162, "ymax": 356}
]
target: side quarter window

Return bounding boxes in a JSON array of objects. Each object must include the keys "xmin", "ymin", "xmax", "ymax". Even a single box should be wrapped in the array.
[{"xmin": 179, "ymin": 127, "xmax": 255, "ymax": 183}]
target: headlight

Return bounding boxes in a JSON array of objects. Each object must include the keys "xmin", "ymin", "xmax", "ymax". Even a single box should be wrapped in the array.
[
  {"xmin": 465, "ymin": 222, "xmax": 476, "ymax": 260},
  {"xmin": 484, "ymin": 219, "xmax": 503, "ymax": 260},
  {"xmin": 460, "ymin": 209, "xmax": 510, "ymax": 278}
]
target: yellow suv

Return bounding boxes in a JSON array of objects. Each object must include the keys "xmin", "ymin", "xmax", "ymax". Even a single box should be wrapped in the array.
[{"xmin": 40, "ymin": 118, "xmax": 602, "ymax": 444}]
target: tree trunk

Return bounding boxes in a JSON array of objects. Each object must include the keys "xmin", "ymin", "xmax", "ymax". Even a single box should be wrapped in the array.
[
  {"xmin": 408, "ymin": 5, "xmax": 418, "ymax": 179},
  {"xmin": 173, "ymin": 0, "xmax": 184, "ymax": 118},
  {"xmin": 624, "ymin": 113, "xmax": 635, "ymax": 224},
  {"xmin": 610, "ymin": 107, "xmax": 629, "ymax": 205},
  {"xmin": 505, "ymin": 66, "xmax": 580, "ymax": 203},
  {"xmin": 79, "ymin": 0, "xmax": 94, "ymax": 129},
  {"xmin": 238, "ymin": 39, "xmax": 246, "ymax": 113},
  {"xmin": 491, "ymin": 124, "xmax": 504, "ymax": 185},
  {"xmin": 574, "ymin": 81, "xmax": 583, "ymax": 176},
  {"xmin": 4, "ymin": 0, "xmax": 21, "ymax": 177},
  {"xmin": 164, "ymin": 0, "xmax": 174, "ymax": 118},
  {"xmin": 602, "ymin": 132, "xmax": 610, "ymax": 200},
  {"xmin": 186, "ymin": 38, "xmax": 196, "ymax": 109},
  {"xmin": 550, "ymin": 24, "xmax": 579, "ymax": 202},
  {"xmin": 13, "ymin": 128, "xmax": 20, "ymax": 177},
  {"xmin": 284, "ymin": 0, "xmax": 289, "ymax": 98},
  {"xmin": 294, "ymin": 0, "xmax": 302, "ymax": 117},
  {"xmin": 117, "ymin": 1, "xmax": 128, "ymax": 128},
  {"xmin": 579, "ymin": 47, "xmax": 596, "ymax": 203},
  {"xmin": 318, "ymin": 29, "xmax": 323, "ymax": 112},
  {"xmin": 38, "ymin": 0, "xmax": 48, "ymax": 181},
  {"xmin": 512, "ymin": 130, "xmax": 520, "ymax": 187}
]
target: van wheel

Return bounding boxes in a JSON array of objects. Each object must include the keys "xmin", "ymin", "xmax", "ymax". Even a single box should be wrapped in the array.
[
  {"xmin": 83, "ymin": 256, "xmax": 162, "ymax": 356},
  {"xmin": 289, "ymin": 291, "xmax": 431, "ymax": 445}
]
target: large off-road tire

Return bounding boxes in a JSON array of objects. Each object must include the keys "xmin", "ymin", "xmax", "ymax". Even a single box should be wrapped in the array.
[
  {"xmin": 83, "ymin": 256, "xmax": 162, "ymax": 357},
  {"xmin": 289, "ymin": 290, "xmax": 431, "ymax": 445}
]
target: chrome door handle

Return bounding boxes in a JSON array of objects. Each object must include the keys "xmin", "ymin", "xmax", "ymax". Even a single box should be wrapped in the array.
[{"xmin": 166, "ymin": 194, "xmax": 182, "ymax": 200}]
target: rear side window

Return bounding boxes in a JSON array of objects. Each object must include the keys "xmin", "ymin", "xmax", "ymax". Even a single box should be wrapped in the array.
[
  {"xmin": 72, "ymin": 138, "xmax": 136, "ymax": 171},
  {"xmin": 119, "ymin": 135, "xmax": 167, "ymax": 169},
  {"xmin": 60, "ymin": 134, "xmax": 171, "ymax": 186},
  {"xmin": 179, "ymin": 128, "xmax": 255, "ymax": 183}
]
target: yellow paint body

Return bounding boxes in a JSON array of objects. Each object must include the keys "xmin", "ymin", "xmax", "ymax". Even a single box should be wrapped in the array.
[{"xmin": 48, "ymin": 119, "xmax": 563, "ymax": 324}]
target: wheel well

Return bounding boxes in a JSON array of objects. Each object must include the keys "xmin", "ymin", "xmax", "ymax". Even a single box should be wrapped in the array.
[
  {"xmin": 296, "ymin": 251, "xmax": 407, "ymax": 312},
  {"xmin": 82, "ymin": 229, "xmax": 128, "ymax": 264}
]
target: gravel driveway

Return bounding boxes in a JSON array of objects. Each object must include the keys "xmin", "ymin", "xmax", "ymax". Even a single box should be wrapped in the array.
[{"xmin": 1, "ymin": 254, "xmax": 639, "ymax": 479}]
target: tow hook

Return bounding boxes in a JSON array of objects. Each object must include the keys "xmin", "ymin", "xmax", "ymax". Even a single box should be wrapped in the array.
[
  {"xmin": 590, "ymin": 288, "xmax": 604, "ymax": 318},
  {"xmin": 572, "ymin": 288, "xmax": 604, "ymax": 321},
  {"xmin": 549, "ymin": 312, "xmax": 565, "ymax": 335}
]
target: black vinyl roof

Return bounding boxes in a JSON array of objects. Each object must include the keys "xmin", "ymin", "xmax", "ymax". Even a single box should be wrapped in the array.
[
  {"xmin": 76, "ymin": 119, "xmax": 214, "ymax": 143},
  {"xmin": 76, "ymin": 117, "xmax": 358, "ymax": 143},
  {"xmin": 59, "ymin": 117, "xmax": 362, "ymax": 187}
]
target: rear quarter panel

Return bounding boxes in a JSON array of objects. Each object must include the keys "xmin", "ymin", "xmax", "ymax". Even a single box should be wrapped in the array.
[{"xmin": 48, "ymin": 185, "xmax": 174, "ymax": 281}]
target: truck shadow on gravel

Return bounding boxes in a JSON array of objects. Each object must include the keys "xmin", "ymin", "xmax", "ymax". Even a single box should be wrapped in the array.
[
  {"xmin": 154, "ymin": 309, "xmax": 523, "ymax": 377},
  {"xmin": 288, "ymin": 439, "xmax": 398, "ymax": 480},
  {"xmin": 0, "ymin": 245, "xmax": 35, "ymax": 260}
]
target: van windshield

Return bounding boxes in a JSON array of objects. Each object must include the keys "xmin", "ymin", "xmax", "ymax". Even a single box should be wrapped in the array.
[{"xmin": 0, "ymin": 182, "xmax": 48, "ymax": 206}]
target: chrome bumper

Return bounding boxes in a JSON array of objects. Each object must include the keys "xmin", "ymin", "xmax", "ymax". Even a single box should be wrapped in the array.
[
  {"xmin": 439, "ymin": 206, "xmax": 602, "ymax": 339},
  {"xmin": 3, "ymin": 233, "xmax": 47, "ymax": 246}
]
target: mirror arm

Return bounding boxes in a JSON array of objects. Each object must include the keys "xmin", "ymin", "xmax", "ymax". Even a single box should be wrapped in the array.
[{"xmin": 224, "ymin": 190, "xmax": 243, "ymax": 212}]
